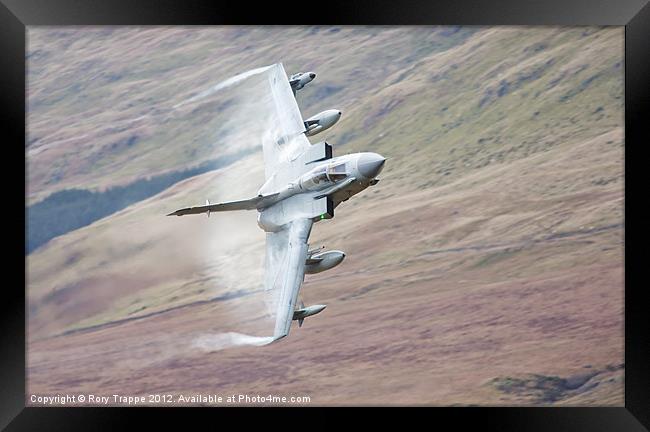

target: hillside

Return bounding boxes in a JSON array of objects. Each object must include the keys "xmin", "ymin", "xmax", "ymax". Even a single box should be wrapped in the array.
[
  {"xmin": 26, "ymin": 26, "xmax": 624, "ymax": 405},
  {"xmin": 27, "ymin": 26, "xmax": 477, "ymax": 202}
]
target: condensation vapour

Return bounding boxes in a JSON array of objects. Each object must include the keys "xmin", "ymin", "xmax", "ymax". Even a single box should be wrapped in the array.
[{"xmin": 175, "ymin": 64, "xmax": 299, "ymax": 351}]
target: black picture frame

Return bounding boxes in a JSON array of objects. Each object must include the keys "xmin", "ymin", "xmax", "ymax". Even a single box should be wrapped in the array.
[{"xmin": 2, "ymin": 0, "xmax": 648, "ymax": 429}]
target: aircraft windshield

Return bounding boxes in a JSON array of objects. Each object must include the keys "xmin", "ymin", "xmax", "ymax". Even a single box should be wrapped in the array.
[
  {"xmin": 299, "ymin": 163, "xmax": 346, "ymax": 191},
  {"xmin": 313, "ymin": 167, "xmax": 328, "ymax": 184}
]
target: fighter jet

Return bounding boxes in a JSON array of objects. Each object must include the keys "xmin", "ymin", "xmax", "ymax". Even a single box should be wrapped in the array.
[{"xmin": 167, "ymin": 64, "xmax": 385, "ymax": 341}]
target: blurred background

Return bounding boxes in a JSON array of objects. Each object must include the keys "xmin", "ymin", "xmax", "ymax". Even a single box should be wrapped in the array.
[{"xmin": 27, "ymin": 26, "xmax": 623, "ymax": 405}]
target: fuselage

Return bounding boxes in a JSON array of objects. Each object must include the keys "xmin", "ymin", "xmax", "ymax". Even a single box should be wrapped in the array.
[{"xmin": 257, "ymin": 152, "xmax": 385, "ymax": 209}]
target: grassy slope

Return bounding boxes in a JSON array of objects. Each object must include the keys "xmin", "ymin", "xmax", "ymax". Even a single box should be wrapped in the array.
[
  {"xmin": 27, "ymin": 26, "xmax": 623, "ymax": 405},
  {"xmin": 27, "ymin": 26, "xmax": 476, "ymax": 202}
]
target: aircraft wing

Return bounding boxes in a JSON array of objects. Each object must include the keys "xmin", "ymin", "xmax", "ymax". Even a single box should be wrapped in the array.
[
  {"xmin": 167, "ymin": 193, "xmax": 280, "ymax": 216},
  {"xmin": 265, "ymin": 217, "xmax": 313, "ymax": 340},
  {"xmin": 263, "ymin": 64, "xmax": 313, "ymax": 190},
  {"xmin": 167, "ymin": 198, "xmax": 259, "ymax": 216}
]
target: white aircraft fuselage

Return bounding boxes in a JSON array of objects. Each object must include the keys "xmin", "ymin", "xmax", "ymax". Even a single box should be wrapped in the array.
[
  {"xmin": 166, "ymin": 64, "xmax": 387, "ymax": 338},
  {"xmin": 255, "ymin": 151, "xmax": 385, "ymax": 232}
]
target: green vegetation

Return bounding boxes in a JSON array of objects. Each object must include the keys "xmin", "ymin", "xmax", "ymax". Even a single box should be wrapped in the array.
[
  {"xmin": 471, "ymin": 248, "xmax": 521, "ymax": 268},
  {"xmin": 492, "ymin": 375, "xmax": 567, "ymax": 403},
  {"xmin": 490, "ymin": 369, "xmax": 608, "ymax": 404},
  {"xmin": 27, "ymin": 149, "xmax": 251, "ymax": 253}
]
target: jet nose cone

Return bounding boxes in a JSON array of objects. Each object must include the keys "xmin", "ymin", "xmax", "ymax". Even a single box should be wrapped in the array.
[{"xmin": 357, "ymin": 153, "xmax": 386, "ymax": 179}]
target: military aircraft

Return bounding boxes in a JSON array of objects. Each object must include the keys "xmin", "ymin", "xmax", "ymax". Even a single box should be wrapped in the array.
[{"xmin": 168, "ymin": 64, "xmax": 385, "ymax": 341}]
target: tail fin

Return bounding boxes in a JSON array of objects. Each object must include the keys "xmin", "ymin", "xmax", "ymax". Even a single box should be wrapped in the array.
[{"xmin": 167, "ymin": 193, "xmax": 279, "ymax": 217}]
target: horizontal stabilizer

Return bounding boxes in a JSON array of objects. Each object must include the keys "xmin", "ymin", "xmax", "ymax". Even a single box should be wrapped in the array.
[{"xmin": 167, "ymin": 193, "xmax": 279, "ymax": 216}]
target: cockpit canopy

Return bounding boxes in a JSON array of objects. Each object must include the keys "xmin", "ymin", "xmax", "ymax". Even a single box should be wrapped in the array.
[
  {"xmin": 311, "ymin": 166, "xmax": 329, "ymax": 185},
  {"xmin": 299, "ymin": 162, "xmax": 348, "ymax": 191},
  {"xmin": 326, "ymin": 162, "xmax": 347, "ymax": 181}
]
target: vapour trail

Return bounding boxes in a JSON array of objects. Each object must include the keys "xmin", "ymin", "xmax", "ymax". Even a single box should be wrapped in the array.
[
  {"xmin": 182, "ymin": 64, "xmax": 287, "ymax": 352},
  {"xmin": 192, "ymin": 332, "xmax": 274, "ymax": 352},
  {"xmin": 173, "ymin": 65, "xmax": 273, "ymax": 109}
]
